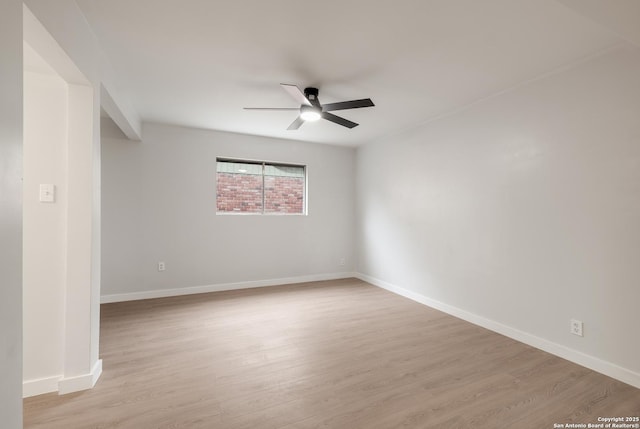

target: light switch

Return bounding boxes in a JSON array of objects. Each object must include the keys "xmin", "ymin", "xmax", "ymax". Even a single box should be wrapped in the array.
[{"xmin": 39, "ymin": 184, "xmax": 55, "ymax": 203}]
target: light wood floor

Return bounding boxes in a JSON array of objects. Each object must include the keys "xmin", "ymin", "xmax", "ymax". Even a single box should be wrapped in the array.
[{"xmin": 24, "ymin": 278, "xmax": 640, "ymax": 428}]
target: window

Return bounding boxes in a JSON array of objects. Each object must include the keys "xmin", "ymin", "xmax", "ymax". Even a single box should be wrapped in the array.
[{"xmin": 216, "ymin": 158, "xmax": 306, "ymax": 215}]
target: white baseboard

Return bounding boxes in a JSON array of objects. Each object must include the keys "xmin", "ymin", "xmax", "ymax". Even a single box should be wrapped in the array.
[
  {"xmin": 355, "ymin": 272, "xmax": 640, "ymax": 390},
  {"xmin": 101, "ymin": 272, "xmax": 357, "ymax": 304},
  {"xmin": 58, "ymin": 359, "xmax": 103, "ymax": 395},
  {"xmin": 23, "ymin": 375, "xmax": 62, "ymax": 398},
  {"xmin": 23, "ymin": 359, "xmax": 103, "ymax": 397}
]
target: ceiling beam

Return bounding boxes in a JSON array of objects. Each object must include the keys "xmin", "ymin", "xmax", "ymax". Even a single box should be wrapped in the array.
[{"xmin": 101, "ymin": 83, "xmax": 142, "ymax": 141}]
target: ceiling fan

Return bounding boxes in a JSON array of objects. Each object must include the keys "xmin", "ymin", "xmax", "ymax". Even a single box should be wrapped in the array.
[{"xmin": 244, "ymin": 84, "xmax": 375, "ymax": 130}]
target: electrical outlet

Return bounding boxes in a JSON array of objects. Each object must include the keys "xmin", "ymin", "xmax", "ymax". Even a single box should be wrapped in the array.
[
  {"xmin": 570, "ymin": 319, "xmax": 583, "ymax": 337},
  {"xmin": 158, "ymin": 262, "xmax": 166, "ymax": 272},
  {"xmin": 339, "ymin": 258, "xmax": 346, "ymax": 266}
]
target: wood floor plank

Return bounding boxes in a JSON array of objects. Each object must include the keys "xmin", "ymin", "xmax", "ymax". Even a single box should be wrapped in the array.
[{"xmin": 24, "ymin": 278, "xmax": 640, "ymax": 428}]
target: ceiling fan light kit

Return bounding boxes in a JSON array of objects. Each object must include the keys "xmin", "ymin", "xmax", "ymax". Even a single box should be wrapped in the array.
[
  {"xmin": 244, "ymin": 83, "xmax": 375, "ymax": 130},
  {"xmin": 300, "ymin": 106, "xmax": 321, "ymax": 122}
]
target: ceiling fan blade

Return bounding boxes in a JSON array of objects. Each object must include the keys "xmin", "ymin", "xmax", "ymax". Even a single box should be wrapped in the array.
[
  {"xmin": 244, "ymin": 107, "xmax": 300, "ymax": 110},
  {"xmin": 322, "ymin": 112, "xmax": 359, "ymax": 129},
  {"xmin": 287, "ymin": 116, "xmax": 305, "ymax": 130},
  {"xmin": 322, "ymin": 98, "xmax": 375, "ymax": 112},
  {"xmin": 281, "ymin": 84, "xmax": 312, "ymax": 106}
]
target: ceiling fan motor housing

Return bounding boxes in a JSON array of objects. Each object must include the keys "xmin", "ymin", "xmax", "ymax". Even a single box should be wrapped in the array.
[{"xmin": 304, "ymin": 87, "xmax": 319, "ymax": 104}]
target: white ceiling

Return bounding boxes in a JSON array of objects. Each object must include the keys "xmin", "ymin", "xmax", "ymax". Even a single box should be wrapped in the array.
[{"xmin": 75, "ymin": 0, "xmax": 627, "ymax": 146}]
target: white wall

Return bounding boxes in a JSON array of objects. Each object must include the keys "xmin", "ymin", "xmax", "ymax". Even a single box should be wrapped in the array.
[
  {"xmin": 22, "ymin": 6, "xmax": 104, "ymax": 396},
  {"xmin": 22, "ymin": 70, "xmax": 68, "ymax": 394},
  {"xmin": 63, "ymin": 82, "xmax": 98, "ymax": 392},
  {"xmin": 356, "ymin": 44, "xmax": 640, "ymax": 387},
  {"xmin": 101, "ymin": 122, "xmax": 356, "ymax": 300},
  {"xmin": 0, "ymin": 0, "xmax": 23, "ymax": 426},
  {"xmin": 22, "ymin": 62, "xmax": 100, "ymax": 397}
]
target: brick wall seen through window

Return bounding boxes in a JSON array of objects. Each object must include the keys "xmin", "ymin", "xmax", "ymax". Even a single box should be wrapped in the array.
[{"xmin": 216, "ymin": 159, "xmax": 305, "ymax": 214}]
